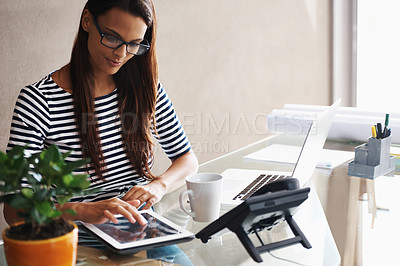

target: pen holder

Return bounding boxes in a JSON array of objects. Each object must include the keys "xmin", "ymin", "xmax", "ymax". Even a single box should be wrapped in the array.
[{"xmin": 348, "ymin": 136, "xmax": 395, "ymax": 179}]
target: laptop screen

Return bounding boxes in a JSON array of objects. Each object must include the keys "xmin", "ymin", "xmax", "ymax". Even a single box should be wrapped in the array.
[{"xmin": 291, "ymin": 99, "xmax": 341, "ymax": 185}]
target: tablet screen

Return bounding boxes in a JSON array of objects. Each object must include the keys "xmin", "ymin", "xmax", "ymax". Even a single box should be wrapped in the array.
[
  {"xmin": 81, "ymin": 210, "xmax": 194, "ymax": 254},
  {"xmin": 93, "ymin": 213, "xmax": 179, "ymax": 244}
]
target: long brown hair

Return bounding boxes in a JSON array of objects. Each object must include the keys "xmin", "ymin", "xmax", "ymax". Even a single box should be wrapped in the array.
[{"xmin": 70, "ymin": 0, "xmax": 158, "ymax": 181}]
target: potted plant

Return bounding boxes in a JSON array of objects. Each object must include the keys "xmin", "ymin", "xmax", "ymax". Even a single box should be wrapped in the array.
[{"xmin": 0, "ymin": 144, "xmax": 93, "ymax": 266}]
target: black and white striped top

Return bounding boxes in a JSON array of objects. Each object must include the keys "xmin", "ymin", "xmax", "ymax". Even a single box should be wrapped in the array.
[{"xmin": 7, "ymin": 73, "xmax": 191, "ymax": 202}]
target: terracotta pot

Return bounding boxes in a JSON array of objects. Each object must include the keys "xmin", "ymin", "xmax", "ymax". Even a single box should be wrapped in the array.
[{"xmin": 2, "ymin": 222, "xmax": 78, "ymax": 266}]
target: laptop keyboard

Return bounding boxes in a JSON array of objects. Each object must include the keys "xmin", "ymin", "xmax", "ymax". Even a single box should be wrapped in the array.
[{"xmin": 232, "ymin": 174, "xmax": 289, "ymax": 201}]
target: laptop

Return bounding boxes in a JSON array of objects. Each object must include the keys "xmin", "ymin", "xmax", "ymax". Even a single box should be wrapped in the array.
[{"xmin": 220, "ymin": 99, "xmax": 341, "ymax": 208}]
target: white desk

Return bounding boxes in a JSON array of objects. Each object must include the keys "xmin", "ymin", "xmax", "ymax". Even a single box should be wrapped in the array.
[
  {"xmin": 4, "ymin": 134, "xmax": 396, "ymax": 265},
  {"xmin": 156, "ymin": 134, "xmax": 342, "ymax": 265}
]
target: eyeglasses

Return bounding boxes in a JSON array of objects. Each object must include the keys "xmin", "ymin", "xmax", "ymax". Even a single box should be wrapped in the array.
[{"xmin": 91, "ymin": 14, "xmax": 150, "ymax": 56}]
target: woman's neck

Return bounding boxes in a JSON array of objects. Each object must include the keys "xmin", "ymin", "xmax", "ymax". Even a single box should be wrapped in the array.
[
  {"xmin": 92, "ymin": 73, "xmax": 115, "ymax": 98},
  {"xmin": 53, "ymin": 64, "xmax": 116, "ymax": 98}
]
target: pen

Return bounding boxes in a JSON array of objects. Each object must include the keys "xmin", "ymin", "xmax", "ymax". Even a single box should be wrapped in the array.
[
  {"xmin": 377, "ymin": 123, "xmax": 382, "ymax": 139},
  {"xmin": 371, "ymin": 126, "xmax": 377, "ymax": 138},
  {"xmin": 384, "ymin": 114, "xmax": 390, "ymax": 138},
  {"xmin": 385, "ymin": 114, "xmax": 389, "ymax": 127},
  {"xmin": 383, "ymin": 127, "xmax": 388, "ymax": 138}
]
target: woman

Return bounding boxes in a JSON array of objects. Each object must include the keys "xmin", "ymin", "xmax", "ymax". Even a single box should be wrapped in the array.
[{"xmin": 4, "ymin": 0, "xmax": 198, "ymax": 226}]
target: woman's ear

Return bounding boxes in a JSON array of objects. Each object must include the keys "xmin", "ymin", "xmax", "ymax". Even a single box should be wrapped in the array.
[{"xmin": 81, "ymin": 9, "xmax": 91, "ymax": 32}]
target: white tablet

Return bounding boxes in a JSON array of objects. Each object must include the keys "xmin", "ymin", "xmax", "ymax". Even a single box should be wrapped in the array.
[{"xmin": 81, "ymin": 210, "xmax": 194, "ymax": 254}]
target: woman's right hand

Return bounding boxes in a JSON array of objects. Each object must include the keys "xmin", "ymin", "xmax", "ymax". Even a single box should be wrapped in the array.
[{"xmin": 66, "ymin": 198, "xmax": 147, "ymax": 225}]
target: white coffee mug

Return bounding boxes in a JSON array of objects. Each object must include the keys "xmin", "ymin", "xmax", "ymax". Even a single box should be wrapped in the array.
[{"xmin": 179, "ymin": 173, "xmax": 223, "ymax": 222}]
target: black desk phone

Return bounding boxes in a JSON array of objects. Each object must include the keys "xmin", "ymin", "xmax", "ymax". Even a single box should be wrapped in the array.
[{"xmin": 195, "ymin": 178, "xmax": 312, "ymax": 263}]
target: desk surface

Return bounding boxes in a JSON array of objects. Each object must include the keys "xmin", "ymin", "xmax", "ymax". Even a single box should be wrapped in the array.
[
  {"xmin": 2, "ymin": 135, "xmax": 399, "ymax": 265},
  {"xmin": 159, "ymin": 134, "xmax": 343, "ymax": 265}
]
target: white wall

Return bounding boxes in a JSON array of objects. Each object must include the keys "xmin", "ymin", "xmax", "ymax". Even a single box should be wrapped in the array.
[
  {"xmin": 153, "ymin": 0, "xmax": 331, "ymax": 172},
  {"xmin": 0, "ymin": 0, "xmax": 331, "ymax": 236}
]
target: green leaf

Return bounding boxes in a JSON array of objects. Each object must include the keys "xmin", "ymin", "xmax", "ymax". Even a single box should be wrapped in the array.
[
  {"xmin": 35, "ymin": 189, "xmax": 50, "ymax": 202},
  {"xmin": 27, "ymin": 153, "xmax": 40, "ymax": 165},
  {"xmin": 56, "ymin": 195, "xmax": 72, "ymax": 205},
  {"xmin": 30, "ymin": 208, "xmax": 47, "ymax": 224},
  {"xmin": 50, "ymin": 162, "xmax": 62, "ymax": 174},
  {"xmin": 41, "ymin": 145, "xmax": 61, "ymax": 163},
  {"xmin": 49, "ymin": 210, "xmax": 63, "ymax": 218},
  {"xmin": 25, "ymin": 174, "xmax": 40, "ymax": 185},
  {"xmin": 7, "ymin": 146, "xmax": 26, "ymax": 160},
  {"xmin": 62, "ymin": 174, "xmax": 74, "ymax": 186},
  {"xmin": 10, "ymin": 194, "xmax": 32, "ymax": 209},
  {"xmin": 0, "ymin": 184, "xmax": 19, "ymax": 194},
  {"xmin": 21, "ymin": 188, "xmax": 34, "ymax": 199},
  {"xmin": 0, "ymin": 152, "xmax": 8, "ymax": 162},
  {"xmin": 50, "ymin": 145, "xmax": 62, "ymax": 162},
  {"xmin": 39, "ymin": 148, "xmax": 51, "ymax": 165},
  {"xmin": 62, "ymin": 150, "xmax": 73, "ymax": 160},
  {"xmin": 36, "ymin": 201, "xmax": 53, "ymax": 217},
  {"xmin": 12, "ymin": 157, "xmax": 25, "ymax": 171},
  {"xmin": 63, "ymin": 209, "xmax": 77, "ymax": 216},
  {"xmin": 68, "ymin": 174, "xmax": 91, "ymax": 189},
  {"xmin": 63, "ymin": 159, "xmax": 90, "ymax": 175}
]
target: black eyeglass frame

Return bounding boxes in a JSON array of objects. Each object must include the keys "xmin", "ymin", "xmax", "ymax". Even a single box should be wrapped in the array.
[{"xmin": 91, "ymin": 14, "xmax": 150, "ymax": 56}]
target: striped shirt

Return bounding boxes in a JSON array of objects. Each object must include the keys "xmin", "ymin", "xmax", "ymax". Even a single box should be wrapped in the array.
[{"xmin": 7, "ymin": 73, "xmax": 191, "ymax": 202}]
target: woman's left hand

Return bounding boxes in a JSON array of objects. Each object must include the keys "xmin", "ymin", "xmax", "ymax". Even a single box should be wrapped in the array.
[
  {"xmin": 122, "ymin": 180, "xmax": 167, "ymax": 210},
  {"xmin": 121, "ymin": 151, "xmax": 198, "ymax": 210}
]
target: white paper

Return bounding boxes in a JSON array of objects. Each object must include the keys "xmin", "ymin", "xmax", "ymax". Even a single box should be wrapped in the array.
[
  {"xmin": 267, "ymin": 105, "xmax": 400, "ymax": 144},
  {"xmin": 243, "ymin": 144, "xmax": 354, "ymax": 169},
  {"xmin": 390, "ymin": 146, "xmax": 400, "ymax": 156}
]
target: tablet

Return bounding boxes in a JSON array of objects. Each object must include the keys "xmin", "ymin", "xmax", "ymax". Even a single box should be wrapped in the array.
[{"xmin": 81, "ymin": 210, "xmax": 194, "ymax": 255}]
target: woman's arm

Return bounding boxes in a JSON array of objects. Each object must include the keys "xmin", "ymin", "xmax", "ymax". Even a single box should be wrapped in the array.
[
  {"xmin": 3, "ymin": 198, "xmax": 147, "ymax": 226},
  {"xmin": 122, "ymin": 150, "xmax": 198, "ymax": 209},
  {"xmin": 3, "ymin": 152, "xmax": 198, "ymax": 226},
  {"xmin": 59, "ymin": 199, "xmax": 147, "ymax": 225}
]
